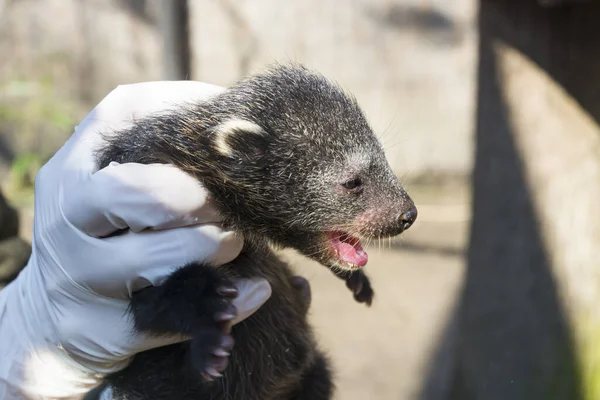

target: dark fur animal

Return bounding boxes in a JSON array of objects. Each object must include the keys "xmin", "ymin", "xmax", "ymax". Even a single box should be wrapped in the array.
[{"xmin": 93, "ymin": 64, "xmax": 417, "ymax": 400}]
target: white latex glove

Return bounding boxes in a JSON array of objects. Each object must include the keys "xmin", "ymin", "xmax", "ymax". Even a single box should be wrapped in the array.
[{"xmin": 0, "ymin": 81, "xmax": 272, "ymax": 399}]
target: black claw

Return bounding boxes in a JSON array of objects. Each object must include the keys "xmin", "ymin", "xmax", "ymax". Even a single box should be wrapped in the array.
[
  {"xmin": 353, "ymin": 281, "xmax": 374, "ymax": 306},
  {"xmin": 214, "ymin": 302, "xmax": 238, "ymax": 322},
  {"xmin": 217, "ymin": 285, "xmax": 239, "ymax": 299},
  {"xmin": 213, "ymin": 355, "xmax": 229, "ymax": 372},
  {"xmin": 213, "ymin": 348, "xmax": 230, "ymax": 357},
  {"xmin": 355, "ymin": 291, "xmax": 373, "ymax": 307},
  {"xmin": 202, "ymin": 366, "xmax": 223, "ymax": 381},
  {"xmin": 196, "ymin": 288, "xmax": 238, "ymax": 382},
  {"xmin": 352, "ymin": 279, "xmax": 363, "ymax": 295},
  {"xmin": 215, "ymin": 312, "xmax": 236, "ymax": 322},
  {"xmin": 336, "ymin": 270, "xmax": 374, "ymax": 306},
  {"xmin": 220, "ymin": 335, "xmax": 235, "ymax": 350},
  {"xmin": 132, "ymin": 264, "xmax": 239, "ymax": 383}
]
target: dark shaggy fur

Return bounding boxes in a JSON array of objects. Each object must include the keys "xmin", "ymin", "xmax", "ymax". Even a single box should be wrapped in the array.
[{"xmin": 92, "ymin": 64, "xmax": 417, "ymax": 400}]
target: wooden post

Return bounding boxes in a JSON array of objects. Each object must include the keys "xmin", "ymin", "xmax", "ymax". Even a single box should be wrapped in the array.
[{"xmin": 159, "ymin": 0, "xmax": 191, "ymax": 80}]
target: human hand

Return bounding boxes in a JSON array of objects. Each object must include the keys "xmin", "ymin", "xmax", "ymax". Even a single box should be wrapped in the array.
[{"xmin": 0, "ymin": 81, "xmax": 272, "ymax": 399}]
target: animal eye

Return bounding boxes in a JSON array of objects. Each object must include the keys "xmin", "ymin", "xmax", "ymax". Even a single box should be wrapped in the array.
[{"xmin": 341, "ymin": 178, "xmax": 362, "ymax": 191}]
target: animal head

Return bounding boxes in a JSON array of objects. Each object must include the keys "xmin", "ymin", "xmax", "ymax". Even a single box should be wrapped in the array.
[{"xmin": 202, "ymin": 64, "xmax": 417, "ymax": 271}]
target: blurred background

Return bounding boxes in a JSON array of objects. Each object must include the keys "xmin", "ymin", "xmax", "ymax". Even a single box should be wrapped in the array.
[{"xmin": 1, "ymin": 0, "xmax": 600, "ymax": 399}]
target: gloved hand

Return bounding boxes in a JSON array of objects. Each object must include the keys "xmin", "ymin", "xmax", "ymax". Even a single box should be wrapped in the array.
[{"xmin": 0, "ymin": 81, "xmax": 272, "ymax": 399}]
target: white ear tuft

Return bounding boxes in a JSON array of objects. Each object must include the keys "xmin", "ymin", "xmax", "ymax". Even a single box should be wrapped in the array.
[{"xmin": 213, "ymin": 119, "xmax": 264, "ymax": 156}]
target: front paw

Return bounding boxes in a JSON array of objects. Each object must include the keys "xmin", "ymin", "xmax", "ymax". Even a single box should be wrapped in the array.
[
  {"xmin": 190, "ymin": 280, "xmax": 239, "ymax": 381},
  {"xmin": 345, "ymin": 271, "xmax": 374, "ymax": 306}
]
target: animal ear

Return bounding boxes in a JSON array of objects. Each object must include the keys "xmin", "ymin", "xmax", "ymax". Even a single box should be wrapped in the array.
[{"xmin": 211, "ymin": 119, "xmax": 269, "ymax": 159}]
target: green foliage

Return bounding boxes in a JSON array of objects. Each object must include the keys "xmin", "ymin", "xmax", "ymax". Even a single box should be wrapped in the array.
[
  {"xmin": 0, "ymin": 74, "xmax": 76, "ymax": 135},
  {"xmin": 2, "ymin": 153, "xmax": 44, "ymax": 205},
  {"xmin": 0, "ymin": 73, "xmax": 77, "ymax": 205},
  {"xmin": 9, "ymin": 153, "xmax": 43, "ymax": 188},
  {"xmin": 579, "ymin": 321, "xmax": 600, "ymax": 400}
]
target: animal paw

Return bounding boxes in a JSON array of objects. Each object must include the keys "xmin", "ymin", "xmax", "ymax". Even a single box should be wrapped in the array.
[
  {"xmin": 189, "ymin": 279, "xmax": 239, "ymax": 382},
  {"xmin": 345, "ymin": 271, "xmax": 374, "ymax": 306}
]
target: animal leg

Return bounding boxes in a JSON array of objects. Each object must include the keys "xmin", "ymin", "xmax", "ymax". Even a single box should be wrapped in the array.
[
  {"xmin": 129, "ymin": 263, "xmax": 237, "ymax": 381},
  {"xmin": 331, "ymin": 268, "xmax": 374, "ymax": 306}
]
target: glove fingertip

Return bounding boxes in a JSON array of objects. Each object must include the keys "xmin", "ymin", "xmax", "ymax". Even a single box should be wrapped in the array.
[{"xmin": 209, "ymin": 231, "xmax": 245, "ymax": 266}]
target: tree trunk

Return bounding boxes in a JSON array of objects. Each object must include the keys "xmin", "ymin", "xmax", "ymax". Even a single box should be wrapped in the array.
[{"xmin": 159, "ymin": 0, "xmax": 191, "ymax": 80}]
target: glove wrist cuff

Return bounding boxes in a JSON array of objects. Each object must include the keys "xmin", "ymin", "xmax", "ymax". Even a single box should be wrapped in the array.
[
  {"xmin": 0, "ymin": 280, "xmax": 104, "ymax": 398},
  {"xmin": 18, "ymin": 344, "xmax": 105, "ymax": 398}
]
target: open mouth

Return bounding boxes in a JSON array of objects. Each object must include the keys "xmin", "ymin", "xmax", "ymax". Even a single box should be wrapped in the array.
[{"xmin": 326, "ymin": 231, "xmax": 368, "ymax": 268}]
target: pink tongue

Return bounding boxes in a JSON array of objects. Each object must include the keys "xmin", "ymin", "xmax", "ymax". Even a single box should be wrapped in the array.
[{"xmin": 333, "ymin": 237, "xmax": 368, "ymax": 267}]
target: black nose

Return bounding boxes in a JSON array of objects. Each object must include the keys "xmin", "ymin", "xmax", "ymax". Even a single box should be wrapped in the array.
[{"xmin": 399, "ymin": 206, "xmax": 418, "ymax": 231}]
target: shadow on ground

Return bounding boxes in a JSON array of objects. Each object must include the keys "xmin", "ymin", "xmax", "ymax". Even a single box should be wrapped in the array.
[{"xmin": 419, "ymin": 1, "xmax": 600, "ymax": 399}]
